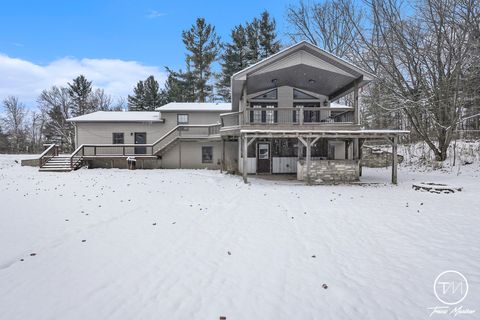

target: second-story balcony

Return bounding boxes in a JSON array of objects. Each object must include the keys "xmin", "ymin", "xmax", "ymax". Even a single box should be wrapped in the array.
[{"xmin": 220, "ymin": 106, "xmax": 357, "ymax": 131}]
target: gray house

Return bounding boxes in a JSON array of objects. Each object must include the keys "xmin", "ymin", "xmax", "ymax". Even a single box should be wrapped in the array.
[{"xmin": 38, "ymin": 41, "xmax": 407, "ymax": 183}]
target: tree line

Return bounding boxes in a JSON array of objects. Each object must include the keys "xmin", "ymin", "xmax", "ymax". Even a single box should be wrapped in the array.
[{"xmin": 1, "ymin": 1, "xmax": 479, "ymax": 161}]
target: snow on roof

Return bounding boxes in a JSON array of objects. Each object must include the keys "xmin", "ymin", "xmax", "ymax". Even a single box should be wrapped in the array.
[
  {"xmin": 67, "ymin": 111, "xmax": 162, "ymax": 123},
  {"xmin": 156, "ymin": 102, "xmax": 231, "ymax": 112}
]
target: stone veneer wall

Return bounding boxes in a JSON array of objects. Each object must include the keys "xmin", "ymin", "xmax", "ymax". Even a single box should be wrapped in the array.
[
  {"xmin": 361, "ymin": 146, "xmax": 404, "ymax": 168},
  {"xmin": 297, "ymin": 159, "xmax": 360, "ymax": 183}
]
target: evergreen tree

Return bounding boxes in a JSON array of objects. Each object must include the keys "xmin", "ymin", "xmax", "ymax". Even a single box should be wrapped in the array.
[
  {"xmin": 245, "ymin": 18, "xmax": 261, "ymax": 65},
  {"xmin": 159, "ymin": 67, "xmax": 196, "ymax": 104},
  {"xmin": 258, "ymin": 11, "xmax": 281, "ymax": 59},
  {"xmin": 128, "ymin": 81, "xmax": 146, "ymax": 110},
  {"xmin": 128, "ymin": 76, "xmax": 162, "ymax": 111},
  {"xmin": 0, "ymin": 126, "xmax": 8, "ymax": 153},
  {"xmin": 68, "ymin": 75, "xmax": 93, "ymax": 116},
  {"xmin": 182, "ymin": 18, "xmax": 220, "ymax": 102},
  {"xmin": 215, "ymin": 11, "xmax": 280, "ymax": 101},
  {"xmin": 216, "ymin": 25, "xmax": 248, "ymax": 101}
]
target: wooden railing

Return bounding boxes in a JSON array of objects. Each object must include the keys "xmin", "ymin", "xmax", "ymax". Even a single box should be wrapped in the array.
[
  {"xmin": 39, "ymin": 144, "xmax": 59, "ymax": 168},
  {"xmin": 67, "ymin": 123, "xmax": 221, "ymax": 169},
  {"xmin": 220, "ymin": 111, "xmax": 241, "ymax": 128},
  {"xmin": 220, "ymin": 107, "xmax": 355, "ymax": 128}
]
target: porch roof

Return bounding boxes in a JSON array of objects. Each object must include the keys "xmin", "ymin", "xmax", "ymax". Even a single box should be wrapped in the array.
[
  {"xmin": 240, "ymin": 129, "xmax": 409, "ymax": 139},
  {"xmin": 231, "ymin": 41, "xmax": 376, "ymax": 111}
]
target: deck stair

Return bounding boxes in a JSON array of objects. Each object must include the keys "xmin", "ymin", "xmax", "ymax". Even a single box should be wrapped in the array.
[{"xmin": 39, "ymin": 155, "xmax": 82, "ymax": 172}]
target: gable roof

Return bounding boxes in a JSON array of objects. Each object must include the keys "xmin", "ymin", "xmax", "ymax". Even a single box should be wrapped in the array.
[
  {"xmin": 230, "ymin": 41, "xmax": 376, "ymax": 111},
  {"xmin": 67, "ymin": 111, "xmax": 162, "ymax": 123},
  {"xmin": 156, "ymin": 102, "xmax": 231, "ymax": 112}
]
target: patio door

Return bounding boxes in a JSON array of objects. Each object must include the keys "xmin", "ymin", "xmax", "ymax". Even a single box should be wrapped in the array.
[
  {"xmin": 257, "ymin": 143, "xmax": 271, "ymax": 173},
  {"xmin": 134, "ymin": 132, "xmax": 147, "ymax": 154}
]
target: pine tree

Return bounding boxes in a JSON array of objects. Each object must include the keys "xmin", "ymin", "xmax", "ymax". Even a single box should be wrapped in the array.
[
  {"xmin": 128, "ymin": 81, "xmax": 146, "ymax": 110},
  {"xmin": 258, "ymin": 11, "xmax": 281, "ymax": 59},
  {"xmin": 245, "ymin": 18, "xmax": 261, "ymax": 65},
  {"xmin": 159, "ymin": 67, "xmax": 196, "ymax": 104},
  {"xmin": 182, "ymin": 18, "xmax": 220, "ymax": 102},
  {"xmin": 128, "ymin": 76, "xmax": 162, "ymax": 111},
  {"xmin": 68, "ymin": 75, "xmax": 93, "ymax": 116},
  {"xmin": 216, "ymin": 25, "xmax": 248, "ymax": 101}
]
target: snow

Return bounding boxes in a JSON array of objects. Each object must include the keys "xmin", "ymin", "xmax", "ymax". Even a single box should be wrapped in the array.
[
  {"xmin": 156, "ymin": 102, "xmax": 232, "ymax": 112},
  {"xmin": 0, "ymin": 155, "xmax": 479, "ymax": 319},
  {"xmin": 67, "ymin": 111, "xmax": 162, "ymax": 122}
]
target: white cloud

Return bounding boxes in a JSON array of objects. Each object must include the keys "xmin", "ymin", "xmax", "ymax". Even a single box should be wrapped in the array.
[
  {"xmin": 0, "ymin": 54, "xmax": 167, "ymax": 107},
  {"xmin": 146, "ymin": 10, "xmax": 166, "ymax": 19}
]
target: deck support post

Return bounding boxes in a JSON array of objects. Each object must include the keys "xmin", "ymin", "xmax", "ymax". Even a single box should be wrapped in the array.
[
  {"xmin": 306, "ymin": 138, "xmax": 311, "ymax": 185},
  {"xmin": 221, "ymin": 138, "xmax": 226, "ymax": 173},
  {"xmin": 242, "ymin": 134, "xmax": 248, "ymax": 183},
  {"xmin": 391, "ymin": 136, "xmax": 398, "ymax": 185},
  {"xmin": 354, "ymin": 80, "xmax": 359, "ymax": 124}
]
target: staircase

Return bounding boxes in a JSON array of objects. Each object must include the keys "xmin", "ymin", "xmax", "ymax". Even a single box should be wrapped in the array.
[{"xmin": 39, "ymin": 156, "xmax": 82, "ymax": 172}]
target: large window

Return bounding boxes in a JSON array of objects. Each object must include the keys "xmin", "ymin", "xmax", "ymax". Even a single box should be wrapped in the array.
[
  {"xmin": 293, "ymin": 102, "xmax": 321, "ymax": 123},
  {"xmin": 112, "ymin": 133, "xmax": 124, "ymax": 144},
  {"xmin": 202, "ymin": 146, "xmax": 213, "ymax": 163},
  {"xmin": 249, "ymin": 103, "xmax": 278, "ymax": 124},
  {"xmin": 177, "ymin": 114, "xmax": 189, "ymax": 124}
]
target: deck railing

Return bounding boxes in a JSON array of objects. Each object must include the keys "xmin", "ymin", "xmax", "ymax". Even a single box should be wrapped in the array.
[
  {"xmin": 220, "ymin": 107, "xmax": 354, "ymax": 128},
  {"xmin": 243, "ymin": 107, "xmax": 354, "ymax": 125},
  {"xmin": 67, "ymin": 123, "xmax": 221, "ymax": 169}
]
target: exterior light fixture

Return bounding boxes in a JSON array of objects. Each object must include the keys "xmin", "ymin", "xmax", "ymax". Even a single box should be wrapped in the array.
[
  {"xmin": 271, "ymin": 79, "xmax": 278, "ymax": 85},
  {"xmin": 308, "ymin": 79, "xmax": 316, "ymax": 84}
]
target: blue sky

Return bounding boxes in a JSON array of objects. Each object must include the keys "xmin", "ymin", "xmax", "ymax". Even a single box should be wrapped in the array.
[{"xmin": 0, "ymin": 0, "xmax": 296, "ymax": 106}]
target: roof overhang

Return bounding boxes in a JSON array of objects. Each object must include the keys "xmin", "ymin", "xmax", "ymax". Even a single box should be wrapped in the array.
[{"xmin": 231, "ymin": 41, "xmax": 375, "ymax": 111}]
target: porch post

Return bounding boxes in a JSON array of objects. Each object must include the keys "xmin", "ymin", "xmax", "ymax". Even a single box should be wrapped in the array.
[
  {"xmin": 391, "ymin": 136, "xmax": 398, "ymax": 185},
  {"xmin": 221, "ymin": 138, "xmax": 226, "ymax": 173},
  {"xmin": 353, "ymin": 80, "xmax": 359, "ymax": 124},
  {"xmin": 242, "ymin": 134, "xmax": 248, "ymax": 183},
  {"xmin": 359, "ymin": 139, "xmax": 364, "ymax": 177},
  {"xmin": 306, "ymin": 137, "xmax": 311, "ymax": 185}
]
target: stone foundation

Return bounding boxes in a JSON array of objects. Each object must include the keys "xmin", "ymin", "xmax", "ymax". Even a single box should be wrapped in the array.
[
  {"xmin": 297, "ymin": 159, "xmax": 360, "ymax": 183},
  {"xmin": 361, "ymin": 146, "xmax": 403, "ymax": 168}
]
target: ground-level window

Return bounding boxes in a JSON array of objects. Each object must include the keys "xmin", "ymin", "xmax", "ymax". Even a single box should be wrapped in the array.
[
  {"xmin": 112, "ymin": 133, "xmax": 124, "ymax": 144},
  {"xmin": 177, "ymin": 114, "xmax": 189, "ymax": 124}
]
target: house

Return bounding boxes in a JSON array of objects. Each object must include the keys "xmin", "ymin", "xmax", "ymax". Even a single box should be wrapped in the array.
[{"xmin": 38, "ymin": 41, "xmax": 407, "ymax": 183}]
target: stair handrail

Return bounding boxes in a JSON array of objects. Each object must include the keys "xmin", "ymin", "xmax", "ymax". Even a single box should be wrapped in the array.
[
  {"xmin": 69, "ymin": 144, "xmax": 85, "ymax": 169},
  {"xmin": 39, "ymin": 144, "xmax": 58, "ymax": 168},
  {"xmin": 65, "ymin": 123, "xmax": 222, "ymax": 165}
]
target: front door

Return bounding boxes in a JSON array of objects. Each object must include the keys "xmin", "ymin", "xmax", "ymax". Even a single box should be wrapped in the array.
[
  {"xmin": 134, "ymin": 132, "xmax": 147, "ymax": 154},
  {"xmin": 257, "ymin": 143, "xmax": 271, "ymax": 173}
]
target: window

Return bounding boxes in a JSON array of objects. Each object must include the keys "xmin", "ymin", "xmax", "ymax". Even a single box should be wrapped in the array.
[
  {"xmin": 202, "ymin": 146, "xmax": 213, "ymax": 163},
  {"xmin": 293, "ymin": 89, "xmax": 317, "ymax": 99},
  {"xmin": 112, "ymin": 133, "xmax": 124, "ymax": 144},
  {"xmin": 252, "ymin": 89, "xmax": 277, "ymax": 100},
  {"xmin": 249, "ymin": 103, "xmax": 278, "ymax": 123},
  {"xmin": 177, "ymin": 114, "xmax": 189, "ymax": 124}
]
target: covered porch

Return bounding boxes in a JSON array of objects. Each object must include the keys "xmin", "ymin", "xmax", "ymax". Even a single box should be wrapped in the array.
[{"xmin": 238, "ymin": 129, "xmax": 408, "ymax": 184}]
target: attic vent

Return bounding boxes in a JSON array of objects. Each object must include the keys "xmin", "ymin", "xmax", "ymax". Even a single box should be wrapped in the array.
[
  {"xmin": 293, "ymin": 89, "xmax": 317, "ymax": 99},
  {"xmin": 252, "ymin": 89, "xmax": 277, "ymax": 100}
]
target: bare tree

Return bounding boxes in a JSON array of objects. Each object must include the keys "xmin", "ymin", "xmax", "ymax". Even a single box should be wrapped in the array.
[
  {"xmin": 341, "ymin": 0, "xmax": 480, "ymax": 161},
  {"xmin": 285, "ymin": 0, "xmax": 363, "ymax": 58},
  {"xmin": 38, "ymin": 86, "xmax": 75, "ymax": 151},
  {"xmin": 1, "ymin": 96, "xmax": 27, "ymax": 153},
  {"xmin": 90, "ymin": 88, "xmax": 113, "ymax": 111}
]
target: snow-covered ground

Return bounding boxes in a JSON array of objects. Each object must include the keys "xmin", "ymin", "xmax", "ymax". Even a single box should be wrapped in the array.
[{"xmin": 0, "ymin": 155, "xmax": 479, "ymax": 319}]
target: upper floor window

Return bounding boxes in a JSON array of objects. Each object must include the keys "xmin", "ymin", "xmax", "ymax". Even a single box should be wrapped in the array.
[
  {"xmin": 293, "ymin": 89, "xmax": 317, "ymax": 100},
  {"xmin": 250, "ymin": 103, "xmax": 278, "ymax": 124},
  {"xmin": 177, "ymin": 114, "xmax": 189, "ymax": 124},
  {"xmin": 112, "ymin": 133, "xmax": 124, "ymax": 144},
  {"xmin": 251, "ymin": 89, "xmax": 277, "ymax": 100}
]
